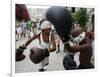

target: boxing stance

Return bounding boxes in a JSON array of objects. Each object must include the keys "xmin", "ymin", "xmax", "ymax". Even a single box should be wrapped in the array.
[
  {"xmin": 65, "ymin": 27, "xmax": 94, "ymax": 69},
  {"xmin": 16, "ymin": 20, "xmax": 56, "ymax": 71},
  {"xmin": 46, "ymin": 6, "xmax": 94, "ymax": 69}
]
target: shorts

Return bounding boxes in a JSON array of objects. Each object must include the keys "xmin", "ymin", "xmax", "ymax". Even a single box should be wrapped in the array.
[{"xmin": 38, "ymin": 57, "xmax": 49, "ymax": 69}]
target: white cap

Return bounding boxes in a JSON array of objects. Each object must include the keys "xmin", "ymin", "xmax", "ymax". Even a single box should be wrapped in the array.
[{"xmin": 41, "ymin": 20, "xmax": 51, "ymax": 29}]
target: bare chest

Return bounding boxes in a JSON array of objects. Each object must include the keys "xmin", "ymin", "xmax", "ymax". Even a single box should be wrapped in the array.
[{"xmin": 42, "ymin": 35, "xmax": 50, "ymax": 43}]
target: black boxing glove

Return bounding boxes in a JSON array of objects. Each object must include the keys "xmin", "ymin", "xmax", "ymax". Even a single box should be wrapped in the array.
[
  {"xmin": 63, "ymin": 53, "xmax": 77, "ymax": 70},
  {"xmin": 16, "ymin": 48, "xmax": 24, "ymax": 56},
  {"xmin": 16, "ymin": 44, "xmax": 26, "ymax": 55},
  {"xmin": 19, "ymin": 44, "xmax": 26, "ymax": 50},
  {"xmin": 16, "ymin": 44, "xmax": 26, "ymax": 61},
  {"xmin": 29, "ymin": 47, "xmax": 49, "ymax": 64},
  {"xmin": 43, "ymin": 48, "xmax": 50, "ymax": 57}
]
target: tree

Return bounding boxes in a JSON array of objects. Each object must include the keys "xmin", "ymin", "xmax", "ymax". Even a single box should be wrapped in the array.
[
  {"xmin": 16, "ymin": 4, "xmax": 30, "ymax": 21},
  {"xmin": 73, "ymin": 8, "xmax": 89, "ymax": 28}
]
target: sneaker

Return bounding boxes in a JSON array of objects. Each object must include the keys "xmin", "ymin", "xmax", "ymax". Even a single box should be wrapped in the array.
[{"xmin": 39, "ymin": 68, "xmax": 46, "ymax": 72}]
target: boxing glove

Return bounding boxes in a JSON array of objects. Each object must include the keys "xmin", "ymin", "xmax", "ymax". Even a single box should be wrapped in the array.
[
  {"xmin": 19, "ymin": 45, "xmax": 26, "ymax": 50},
  {"xmin": 16, "ymin": 45, "xmax": 26, "ymax": 61},
  {"xmin": 63, "ymin": 53, "xmax": 77, "ymax": 70},
  {"xmin": 46, "ymin": 6, "xmax": 73, "ymax": 43},
  {"xmin": 29, "ymin": 47, "xmax": 49, "ymax": 64}
]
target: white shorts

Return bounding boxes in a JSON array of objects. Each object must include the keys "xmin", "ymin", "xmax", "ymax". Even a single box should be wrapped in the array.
[
  {"xmin": 17, "ymin": 27, "xmax": 22, "ymax": 34},
  {"xmin": 38, "ymin": 57, "xmax": 49, "ymax": 68}
]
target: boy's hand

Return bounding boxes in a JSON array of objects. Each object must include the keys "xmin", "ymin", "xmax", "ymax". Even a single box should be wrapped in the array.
[{"xmin": 71, "ymin": 45, "xmax": 79, "ymax": 50}]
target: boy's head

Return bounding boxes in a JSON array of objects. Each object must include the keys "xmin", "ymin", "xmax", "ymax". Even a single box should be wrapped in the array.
[
  {"xmin": 41, "ymin": 20, "xmax": 52, "ymax": 34},
  {"xmin": 70, "ymin": 27, "xmax": 84, "ymax": 38},
  {"xmin": 69, "ymin": 27, "xmax": 86, "ymax": 44}
]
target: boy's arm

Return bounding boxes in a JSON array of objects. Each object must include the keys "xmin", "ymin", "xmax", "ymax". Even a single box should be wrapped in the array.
[
  {"xmin": 24, "ymin": 34, "xmax": 38, "ymax": 47},
  {"xmin": 65, "ymin": 37, "xmax": 92, "ymax": 53},
  {"xmin": 49, "ymin": 33, "xmax": 56, "ymax": 52}
]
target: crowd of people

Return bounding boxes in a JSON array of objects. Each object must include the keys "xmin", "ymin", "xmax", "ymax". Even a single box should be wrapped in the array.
[{"xmin": 15, "ymin": 19, "xmax": 37, "ymax": 41}]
